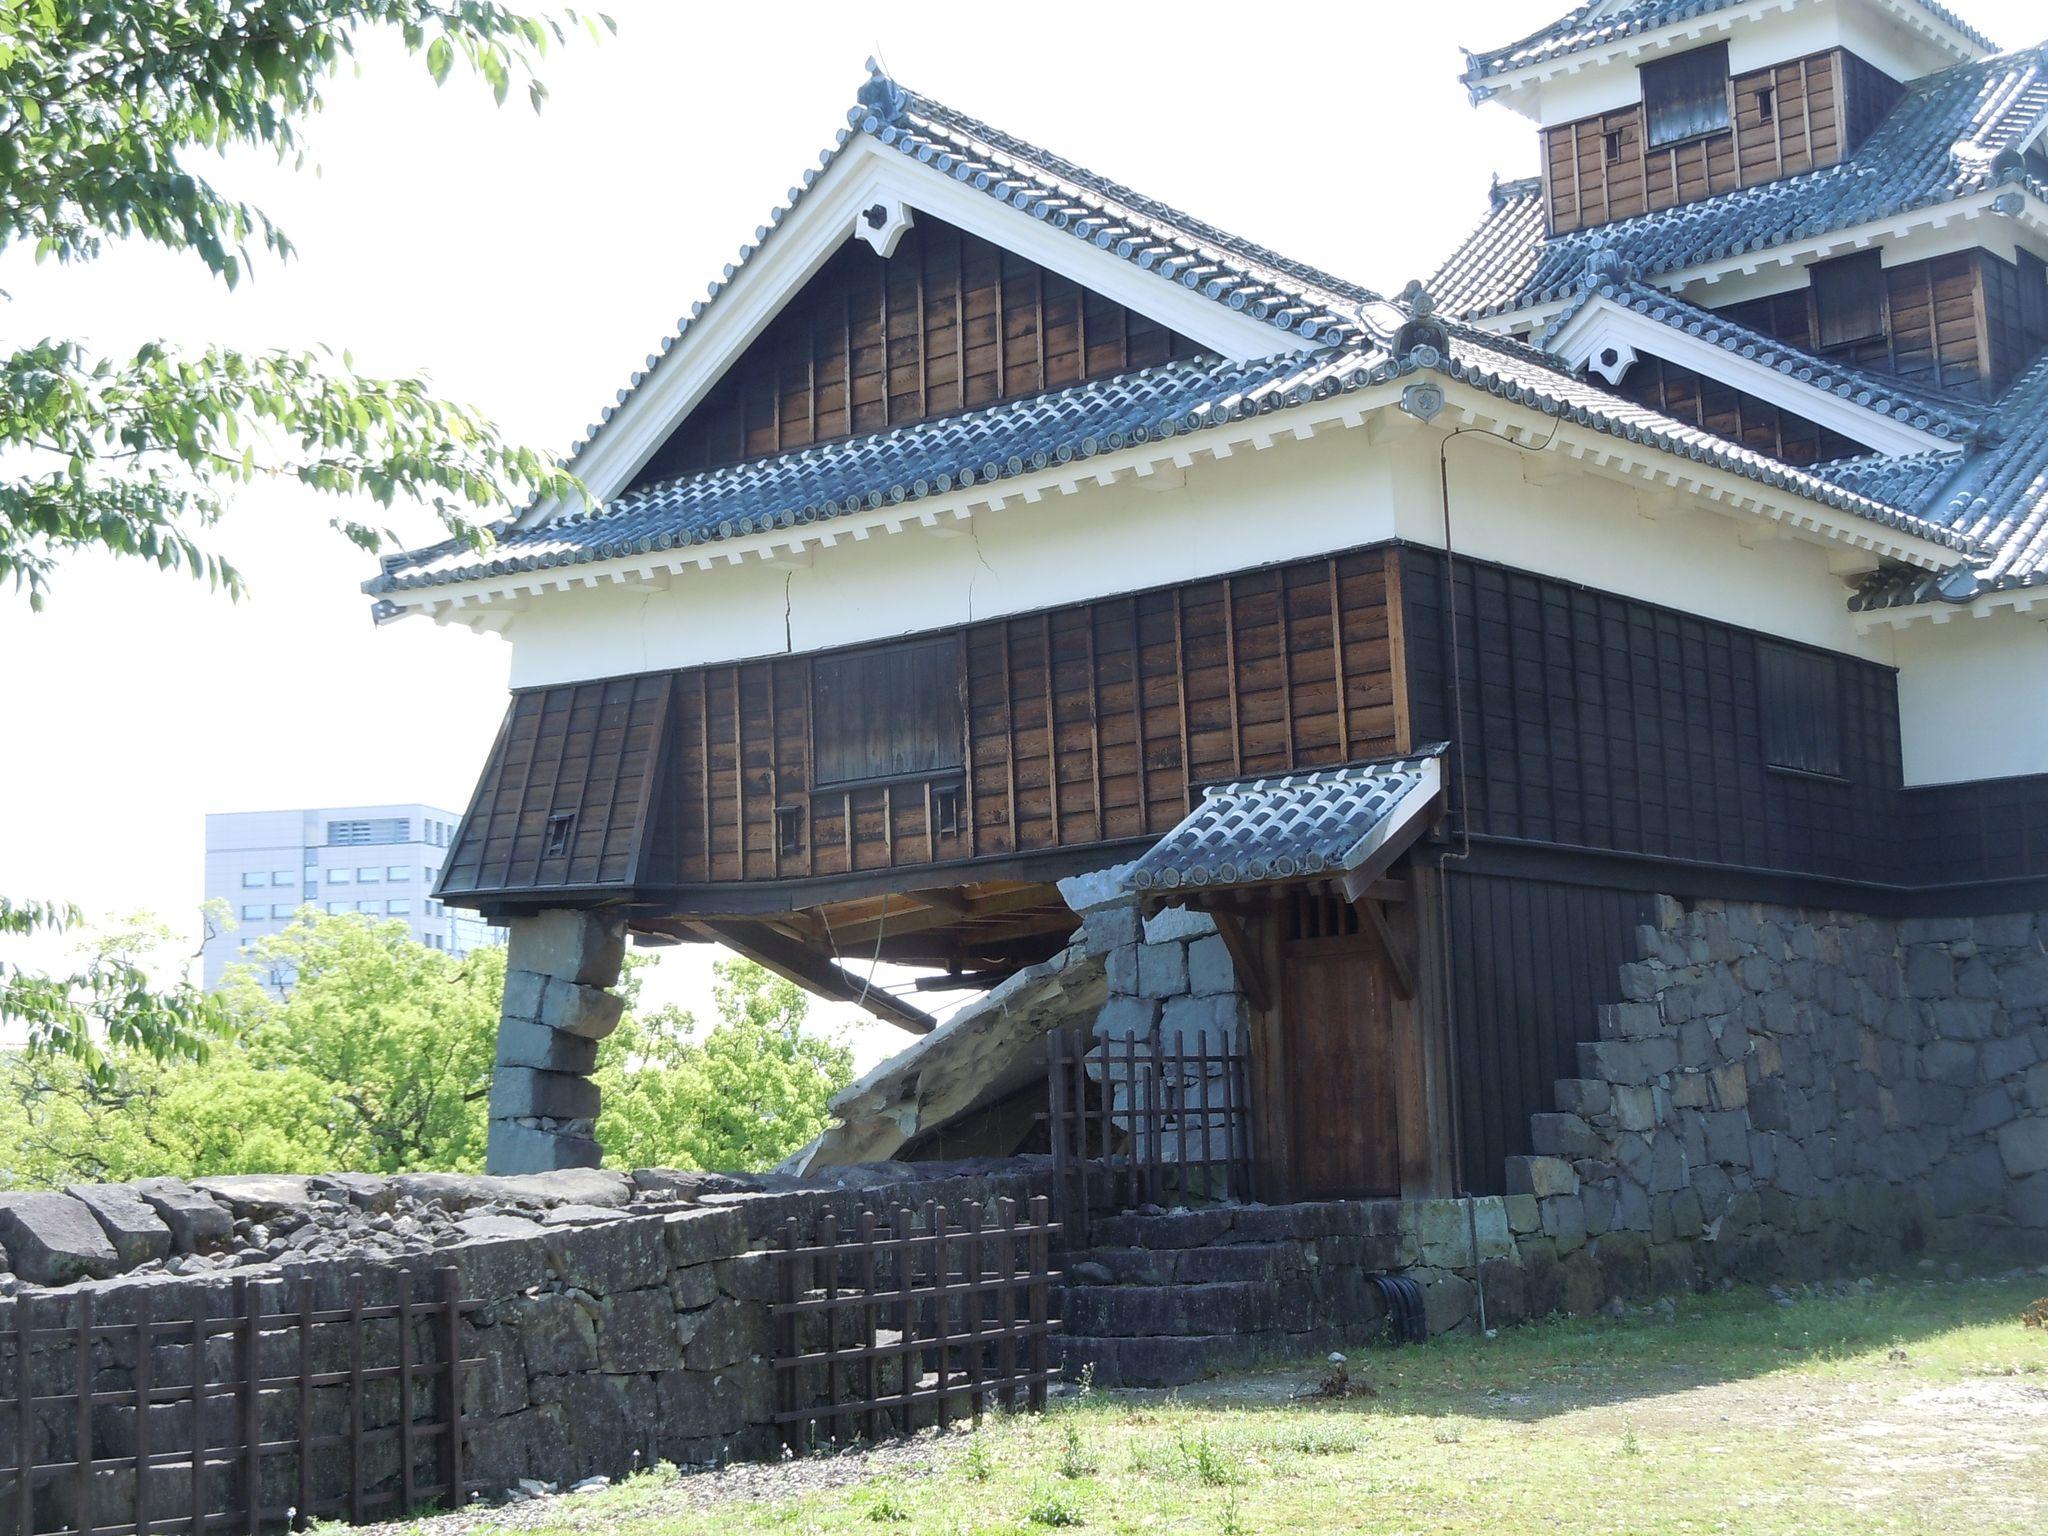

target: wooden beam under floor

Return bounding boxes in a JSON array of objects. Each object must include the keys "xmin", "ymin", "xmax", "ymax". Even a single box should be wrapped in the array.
[{"xmin": 681, "ymin": 918, "xmax": 940, "ymax": 1035}]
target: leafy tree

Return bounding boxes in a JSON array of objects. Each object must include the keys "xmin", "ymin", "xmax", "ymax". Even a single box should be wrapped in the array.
[
  {"xmin": 0, "ymin": 0, "xmax": 607, "ymax": 1067},
  {"xmin": 1, "ymin": 915, "xmax": 857, "ymax": 1185},
  {"xmin": 597, "ymin": 959, "xmax": 857, "ymax": 1172},
  {"xmin": 217, "ymin": 910, "xmax": 506, "ymax": 1171}
]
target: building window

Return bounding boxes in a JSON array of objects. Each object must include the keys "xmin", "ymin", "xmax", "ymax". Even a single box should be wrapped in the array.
[
  {"xmin": 387, "ymin": 865, "xmax": 410, "ymax": 881},
  {"xmin": 328, "ymin": 901, "xmax": 350, "ymax": 916},
  {"xmin": 240, "ymin": 903, "xmax": 266, "ymax": 920},
  {"xmin": 1603, "ymin": 129, "xmax": 1622, "ymax": 164},
  {"xmin": 328, "ymin": 818, "xmax": 409, "ymax": 846},
  {"xmin": 327, "ymin": 868, "xmax": 351, "ymax": 884},
  {"xmin": 1812, "ymin": 251, "xmax": 1887, "ymax": 350},
  {"xmin": 357, "ymin": 900, "xmax": 382, "ymax": 914},
  {"xmin": 1757, "ymin": 641, "xmax": 1844, "ymax": 777},
  {"xmin": 271, "ymin": 869, "xmax": 294, "ymax": 885},
  {"xmin": 1641, "ymin": 43, "xmax": 1731, "ymax": 148},
  {"xmin": 387, "ymin": 899, "xmax": 412, "ymax": 916},
  {"xmin": 544, "ymin": 812, "xmax": 577, "ymax": 858},
  {"xmin": 240, "ymin": 872, "xmax": 265, "ymax": 888},
  {"xmin": 811, "ymin": 639, "xmax": 964, "ymax": 789},
  {"xmin": 357, "ymin": 867, "xmax": 381, "ymax": 882},
  {"xmin": 1754, "ymin": 84, "xmax": 1774, "ymax": 123},
  {"xmin": 270, "ymin": 903, "xmax": 295, "ymax": 919}
]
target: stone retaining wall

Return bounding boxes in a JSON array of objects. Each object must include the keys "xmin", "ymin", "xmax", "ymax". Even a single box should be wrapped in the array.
[{"xmin": 0, "ymin": 1161, "xmax": 1052, "ymax": 1524}]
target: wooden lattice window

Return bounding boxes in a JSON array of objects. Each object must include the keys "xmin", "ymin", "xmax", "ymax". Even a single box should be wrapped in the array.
[
  {"xmin": 1642, "ymin": 43, "xmax": 1731, "ymax": 147},
  {"xmin": 811, "ymin": 639, "xmax": 963, "ymax": 789}
]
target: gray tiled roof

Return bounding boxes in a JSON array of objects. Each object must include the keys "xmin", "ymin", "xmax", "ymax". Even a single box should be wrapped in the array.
[
  {"xmin": 1436, "ymin": 45, "xmax": 2048, "ymax": 320},
  {"xmin": 1124, "ymin": 748, "xmax": 1447, "ymax": 895},
  {"xmin": 1539, "ymin": 274, "xmax": 1988, "ymax": 441},
  {"xmin": 1850, "ymin": 351, "xmax": 2048, "ymax": 607},
  {"xmin": 1814, "ymin": 448, "xmax": 1968, "ymax": 508},
  {"xmin": 368, "ymin": 320, "xmax": 1975, "ymax": 601},
  {"xmin": 553, "ymin": 65, "xmax": 1372, "ymax": 475},
  {"xmin": 1462, "ymin": 1, "xmax": 1996, "ymax": 93}
]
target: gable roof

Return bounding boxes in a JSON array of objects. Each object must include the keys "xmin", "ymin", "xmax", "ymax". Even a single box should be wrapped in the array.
[
  {"xmin": 1436, "ymin": 43, "xmax": 2048, "ymax": 321},
  {"xmin": 544, "ymin": 65, "xmax": 1371, "ymax": 513},
  {"xmin": 1538, "ymin": 268, "xmax": 1988, "ymax": 448},
  {"xmin": 1850, "ymin": 350, "xmax": 2048, "ymax": 609},
  {"xmin": 1462, "ymin": 0, "xmax": 1996, "ymax": 97}
]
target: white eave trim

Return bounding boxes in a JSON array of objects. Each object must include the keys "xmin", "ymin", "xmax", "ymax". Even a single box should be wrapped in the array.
[
  {"xmin": 1468, "ymin": 185, "xmax": 2048, "ymax": 337},
  {"xmin": 1854, "ymin": 581, "xmax": 2048, "ymax": 630},
  {"xmin": 525, "ymin": 134, "xmax": 1315, "ymax": 528},
  {"xmin": 377, "ymin": 374, "xmax": 1964, "ymax": 629},
  {"xmin": 1546, "ymin": 293, "xmax": 1958, "ymax": 455},
  {"xmin": 1471, "ymin": 0, "xmax": 1986, "ymax": 112}
]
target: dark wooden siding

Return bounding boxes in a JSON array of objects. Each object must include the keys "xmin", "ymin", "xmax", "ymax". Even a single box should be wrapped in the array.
[
  {"xmin": 449, "ymin": 548, "xmax": 1403, "ymax": 900},
  {"xmin": 1438, "ymin": 869, "xmax": 1651, "ymax": 1194},
  {"xmin": 630, "ymin": 216, "xmax": 1206, "ymax": 486},
  {"xmin": 1719, "ymin": 249, "xmax": 2023, "ymax": 400},
  {"xmin": 440, "ymin": 675, "xmax": 672, "ymax": 898},
  {"xmin": 1400, "ymin": 547, "xmax": 1904, "ymax": 885},
  {"xmin": 1543, "ymin": 50, "xmax": 1884, "ymax": 235},
  {"xmin": 1905, "ymin": 774, "xmax": 2048, "ymax": 889},
  {"xmin": 1610, "ymin": 354, "xmax": 1868, "ymax": 465}
]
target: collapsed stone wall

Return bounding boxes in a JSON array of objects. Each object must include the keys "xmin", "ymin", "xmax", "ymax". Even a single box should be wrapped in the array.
[
  {"xmin": 1511, "ymin": 897, "xmax": 2048, "ymax": 1282},
  {"xmin": 0, "ymin": 1161, "xmax": 1051, "ymax": 1523}
]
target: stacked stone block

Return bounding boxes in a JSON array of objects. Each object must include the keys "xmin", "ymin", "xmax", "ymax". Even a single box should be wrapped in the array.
[
  {"xmin": 1086, "ymin": 903, "xmax": 1245, "ymax": 1171},
  {"xmin": 1510, "ymin": 897, "xmax": 2048, "ymax": 1277},
  {"xmin": 489, "ymin": 910, "xmax": 629, "ymax": 1174}
]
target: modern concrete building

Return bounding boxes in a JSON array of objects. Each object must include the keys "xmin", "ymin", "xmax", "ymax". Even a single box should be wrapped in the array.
[{"xmin": 202, "ymin": 804, "xmax": 504, "ymax": 989}]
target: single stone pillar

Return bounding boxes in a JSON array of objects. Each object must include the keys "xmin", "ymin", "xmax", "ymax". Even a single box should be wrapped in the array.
[{"xmin": 486, "ymin": 909, "xmax": 629, "ymax": 1174}]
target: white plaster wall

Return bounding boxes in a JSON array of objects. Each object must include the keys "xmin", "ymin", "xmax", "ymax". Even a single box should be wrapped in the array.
[
  {"xmin": 1523, "ymin": 1, "xmax": 1967, "ymax": 126},
  {"xmin": 1889, "ymin": 608, "xmax": 2048, "ymax": 784},
  {"xmin": 503, "ymin": 420, "xmax": 1895, "ymax": 689}
]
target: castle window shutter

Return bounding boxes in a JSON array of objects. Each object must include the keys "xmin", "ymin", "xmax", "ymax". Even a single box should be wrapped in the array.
[
  {"xmin": 1642, "ymin": 43, "xmax": 1730, "ymax": 147},
  {"xmin": 1812, "ymin": 251, "xmax": 1888, "ymax": 350},
  {"xmin": 812, "ymin": 639, "xmax": 963, "ymax": 788}
]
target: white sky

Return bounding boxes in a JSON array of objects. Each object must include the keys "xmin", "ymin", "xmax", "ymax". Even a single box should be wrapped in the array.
[{"xmin": 1, "ymin": 0, "xmax": 2032, "ymax": 1072}]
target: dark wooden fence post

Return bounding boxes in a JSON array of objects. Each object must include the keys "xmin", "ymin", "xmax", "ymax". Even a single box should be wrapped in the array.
[
  {"xmin": 1026, "ymin": 1196, "xmax": 1051, "ymax": 1410},
  {"xmin": 134, "ymin": 1287, "xmax": 153, "ymax": 1536},
  {"xmin": 235, "ymin": 1277, "xmax": 258, "ymax": 1536},
  {"xmin": 437, "ymin": 1268, "xmax": 465, "ymax": 1517},
  {"xmin": 74, "ymin": 1289, "xmax": 93, "ymax": 1536}
]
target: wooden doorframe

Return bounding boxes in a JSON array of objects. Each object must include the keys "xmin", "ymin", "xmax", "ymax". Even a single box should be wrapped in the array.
[{"xmin": 1192, "ymin": 875, "xmax": 1455, "ymax": 1203}]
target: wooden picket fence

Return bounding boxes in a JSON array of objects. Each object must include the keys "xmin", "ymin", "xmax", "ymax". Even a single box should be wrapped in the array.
[
  {"xmin": 771, "ymin": 1198, "xmax": 1059, "ymax": 1452},
  {"xmin": 3, "ymin": 1267, "xmax": 478, "ymax": 1535}
]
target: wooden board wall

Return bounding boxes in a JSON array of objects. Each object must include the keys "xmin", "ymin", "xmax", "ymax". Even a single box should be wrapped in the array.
[
  {"xmin": 1399, "ymin": 547, "xmax": 1906, "ymax": 886},
  {"xmin": 1611, "ymin": 354, "xmax": 1868, "ymax": 465},
  {"xmin": 629, "ymin": 216, "xmax": 1206, "ymax": 487},
  {"xmin": 1718, "ymin": 249, "xmax": 2025, "ymax": 399},
  {"xmin": 1434, "ymin": 868, "xmax": 1653, "ymax": 1194},
  {"xmin": 1544, "ymin": 49, "xmax": 1887, "ymax": 235},
  {"xmin": 660, "ymin": 549, "xmax": 1401, "ymax": 885}
]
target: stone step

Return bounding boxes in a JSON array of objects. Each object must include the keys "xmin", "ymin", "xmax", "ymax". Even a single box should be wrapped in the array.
[
  {"xmin": 1055, "ymin": 1320, "xmax": 1388, "ymax": 1389},
  {"xmin": 1061, "ymin": 1281, "xmax": 1274, "ymax": 1337},
  {"xmin": 1082, "ymin": 1199, "xmax": 1401, "ymax": 1251},
  {"xmin": 1081, "ymin": 1240, "xmax": 1303, "ymax": 1286}
]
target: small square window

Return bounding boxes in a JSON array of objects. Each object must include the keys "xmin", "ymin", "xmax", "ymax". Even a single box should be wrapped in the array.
[
  {"xmin": 240, "ymin": 872, "xmax": 265, "ymax": 888},
  {"xmin": 240, "ymin": 903, "xmax": 266, "ymax": 920},
  {"xmin": 775, "ymin": 806, "xmax": 804, "ymax": 857},
  {"xmin": 271, "ymin": 870, "xmax": 294, "ymax": 886},
  {"xmin": 544, "ymin": 812, "xmax": 576, "ymax": 857},
  {"xmin": 1755, "ymin": 84, "xmax": 1774, "ymax": 123},
  {"xmin": 932, "ymin": 784, "xmax": 962, "ymax": 839},
  {"xmin": 387, "ymin": 865, "xmax": 410, "ymax": 881},
  {"xmin": 327, "ymin": 868, "xmax": 351, "ymax": 885},
  {"xmin": 357, "ymin": 867, "xmax": 381, "ymax": 883},
  {"xmin": 387, "ymin": 899, "xmax": 412, "ymax": 916},
  {"xmin": 1604, "ymin": 129, "xmax": 1622, "ymax": 164},
  {"xmin": 271, "ymin": 903, "xmax": 295, "ymax": 919}
]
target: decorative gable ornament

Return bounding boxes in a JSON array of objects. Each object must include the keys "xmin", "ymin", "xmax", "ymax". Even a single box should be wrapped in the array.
[{"xmin": 853, "ymin": 193, "xmax": 914, "ymax": 258}]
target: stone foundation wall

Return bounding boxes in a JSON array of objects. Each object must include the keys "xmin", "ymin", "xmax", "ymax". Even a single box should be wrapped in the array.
[
  {"xmin": 1516, "ymin": 897, "xmax": 2048, "ymax": 1269},
  {"xmin": 0, "ymin": 1162, "xmax": 1051, "ymax": 1522}
]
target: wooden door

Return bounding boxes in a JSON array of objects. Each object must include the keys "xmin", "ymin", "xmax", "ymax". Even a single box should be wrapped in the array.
[{"xmin": 1279, "ymin": 932, "xmax": 1402, "ymax": 1200}]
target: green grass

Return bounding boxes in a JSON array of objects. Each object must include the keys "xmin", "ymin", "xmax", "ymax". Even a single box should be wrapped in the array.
[{"xmin": 447, "ymin": 1271, "xmax": 2048, "ymax": 1536}]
